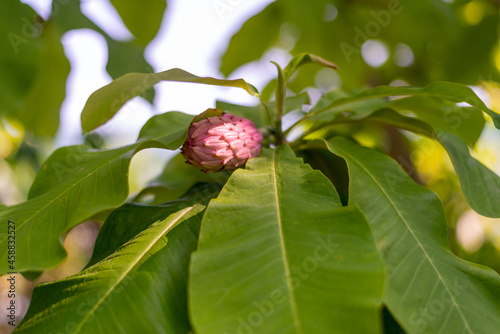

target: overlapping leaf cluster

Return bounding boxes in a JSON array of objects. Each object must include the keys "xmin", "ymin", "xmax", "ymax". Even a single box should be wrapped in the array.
[{"xmin": 4, "ymin": 54, "xmax": 500, "ymax": 334}]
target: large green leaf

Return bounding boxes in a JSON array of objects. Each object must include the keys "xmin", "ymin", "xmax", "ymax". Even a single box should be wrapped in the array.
[
  {"xmin": 309, "ymin": 82, "xmax": 500, "ymax": 128},
  {"xmin": 0, "ymin": 111, "xmax": 192, "ymax": 275},
  {"xmin": 220, "ymin": 1, "xmax": 282, "ymax": 76},
  {"xmin": 15, "ymin": 200, "xmax": 206, "ymax": 334},
  {"xmin": 189, "ymin": 146, "xmax": 384, "ymax": 334},
  {"xmin": 90, "ymin": 183, "xmax": 219, "ymax": 267},
  {"xmin": 437, "ymin": 131, "xmax": 500, "ymax": 218},
  {"xmin": 81, "ymin": 68, "xmax": 259, "ymax": 133},
  {"xmin": 326, "ymin": 137, "xmax": 500, "ymax": 334},
  {"xmin": 390, "ymin": 96, "xmax": 485, "ymax": 146},
  {"xmin": 110, "ymin": 0, "xmax": 166, "ymax": 45}
]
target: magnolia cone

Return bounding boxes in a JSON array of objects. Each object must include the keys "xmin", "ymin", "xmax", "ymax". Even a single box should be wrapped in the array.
[{"xmin": 181, "ymin": 113, "xmax": 263, "ymax": 172}]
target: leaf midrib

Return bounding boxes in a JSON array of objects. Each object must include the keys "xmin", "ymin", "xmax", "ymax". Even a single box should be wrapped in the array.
[
  {"xmin": 271, "ymin": 150, "xmax": 303, "ymax": 334},
  {"xmin": 72, "ymin": 205, "xmax": 198, "ymax": 333},
  {"xmin": 344, "ymin": 150, "xmax": 473, "ymax": 333}
]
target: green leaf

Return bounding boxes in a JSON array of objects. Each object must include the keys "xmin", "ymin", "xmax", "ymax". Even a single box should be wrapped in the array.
[
  {"xmin": 0, "ymin": 1, "xmax": 70, "ymax": 137},
  {"xmin": 189, "ymin": 146, "xmax": 384, "ymax": 334},
  {"xmin": 81, "ymin": 68, "xmax": 259, "ymax": 133},
  {"xmin": 110, "ymin": 0, "xmax": 166, "ymax": 45},
  {"xmin": 220, "ymin": 1, "xmax": 282, "ymax": 76},
  {"xmin": 17, "ymin": 22, "xmax": 69, "ymax": 137},
  {"xmin": 307, "ymin": 90, "xmax": 389, "ymax": 122},
  {"xmin": 283, "ymin": 53, "xmax": 337, "ymax": 81},
  {"xmin": 325, "ymin": 137, "xmax": 500, "ymax": 334},
  {"xmin": 310, "ymin": 82, "xmax": 500, "ymax": 129},
  {"xmin": 365, "ymin": 108, "xmax": 434, "ymax": 137},
  {"xmin": 190, "ymin": 108, "xmax": 225, "ymax": 124},
  {"xmin": 15, "ymin": 201, "xmax": 205, "ymax": 334},
  {"xmin": 90, "ymin": 182, "xmax": 219, "ymax": 267},
  {"xmin": 437, "ymin": 131, "xmax": 500, "ymax": 218},
  {"xmin": 390, "ymin": 96, "xmax": 485, "ymax": 146},
  {"xmin": 134, "ymin": 158, "xmax": 227, "ymax": 205},
  {"xmin": 0, "ymin": 111, "xmax": 192, "ymax": 275}
]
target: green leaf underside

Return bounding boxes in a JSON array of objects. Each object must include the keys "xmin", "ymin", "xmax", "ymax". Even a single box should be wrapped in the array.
[
  {"xmin": 283, "ymin": 53, "xmax": 338, "ymax": 81},
  {"xmin": 310, "ymin": 82, "xmax": 500, "ymax": 129},
  {"xmin": 109, "ymin": 0, "xmax": 166, "ymax": 45},
  {"xmin": 437, "ymin": 131, "xmax": 500, "ymax": 218},
  {"xmin": 325, "ymin": 137, "xmax": 500, "ymax": 334},
  {"xmin": 308, "ymin": 90, "xmax": 389, "ymax": 123},
  {"xmin": 18, "ymin": 22, "xmax": 70, "ymax": 137},
  {"xmin": 189, "ymin": 146, "xmax": 384, "ymax": 334},
  {"xmin": 0, "ymin": 111, "xmax": 193, "ymax": 275},
  {"xmin": 15, "ymin": 202, "xmax": 205, "ymax": 334},
  {"xmin": 390, "ymin": 96, "xmax": 485, "ymax": 147},
  {"xmin": 365, "ymin": 108, "xmax": 434, "ymax": 137},
  {"xmin": 89, "ymin": 183, "xmax": 219, "ymax": 268},
  {"xmin": 81, "ymin": 68, "xmax": 259, "ymax": 133}
]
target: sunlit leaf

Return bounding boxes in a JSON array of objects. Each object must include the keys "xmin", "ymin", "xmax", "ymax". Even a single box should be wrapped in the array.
[
  {"xmin": 326, "ymin": 137, "xmax": 500, "ymax": 334},
  {"xmin": 15, "ymin": 201, "xmax": 206, "ymax": 334},
  {"xmin": 0, "ymin": 111, "xmax": 192, "ymax": 275},
  {"xmin": 310, "ymin": 82, "xmax": 500, "ymax": 128},
  {"xmin": 437, "ymin": 131, "xmax": 500, "ymax": 218},
  {"xmin": 190, "ymin": 145, "xmax": 384, "ymax": 334}
]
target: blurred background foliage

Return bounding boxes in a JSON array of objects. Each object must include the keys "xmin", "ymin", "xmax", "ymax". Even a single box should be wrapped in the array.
[{"xmin": 1, "ymin": 0, "xmax": 500, "ymax": 332}]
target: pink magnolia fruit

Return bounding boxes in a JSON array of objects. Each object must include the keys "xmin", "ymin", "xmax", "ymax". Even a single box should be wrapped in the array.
[{"xmin": 181, "ymin": 113, "xmax": 263, "ymax": 172}]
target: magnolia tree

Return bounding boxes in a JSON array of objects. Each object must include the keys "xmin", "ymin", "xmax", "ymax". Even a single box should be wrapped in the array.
[{"xmin": 2, "ymin": 54, "xmax": 500, "ymax": 334}]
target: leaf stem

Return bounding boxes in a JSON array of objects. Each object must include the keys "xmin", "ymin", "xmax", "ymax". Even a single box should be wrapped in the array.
[
  {"xmin": 260, "ymin": 99, "xmax": 275, "ymax": 128},
  {"xmin": 271, "ymin": 61, "xmax": 286, "ymax": 146}
]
